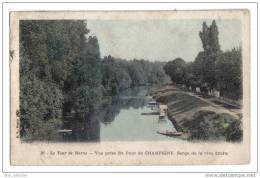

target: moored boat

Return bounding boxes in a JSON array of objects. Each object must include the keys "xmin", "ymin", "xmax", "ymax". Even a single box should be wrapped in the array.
[
  {"xmin": 157, "ymin": 131, "xmax": 183, "ymax": 137},
  {"xmin": 148, "ymin": 100, "xmax": 159, "ymax": 110}
]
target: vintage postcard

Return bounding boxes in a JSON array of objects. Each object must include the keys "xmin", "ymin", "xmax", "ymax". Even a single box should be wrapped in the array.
[{"xmin": 10, "ymin": 10, "xmax": 250, "ymax": 165}]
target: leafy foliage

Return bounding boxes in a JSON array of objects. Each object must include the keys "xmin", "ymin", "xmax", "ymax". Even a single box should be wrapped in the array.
[
  {"xmin": 215, "ymin": 48, "xmax": 242, "ymax": 100},
  {"xmin": 163, "ymin": 58, "xmax": 186, "ymax": 84},
  {"xmin": 20, "ymin": 20, "xmax": 102, "ymax": 140},
  {"xmin": 20, "ymin": 43, "xmax": 64, "ymax": 140},
  {"xmin": 225, "ymin": 119, "xmax": 243, "ymax": 142},
  {"xmin": 19, "ymin": 20, "xmax": 169, "ymax": 141},
  {"xmin": 102, "ymin": 56, "xmax": 169, "ymax": 96},
  {"xmin": 183, "ymin": 110, "xmax": 238, "ymax": 141},
  {"xmin": 163, "ymin": 20, "xmax": 242, "ymax": 100}
]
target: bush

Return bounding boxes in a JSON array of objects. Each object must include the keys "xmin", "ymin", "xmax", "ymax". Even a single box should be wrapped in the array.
[
  {"xmin": 184, "ymin": 110, "xmax": 240, "ymax": 141},
  {"xmin": 225, "ymin": 119, "xmax": 243, "ymax": 142}
]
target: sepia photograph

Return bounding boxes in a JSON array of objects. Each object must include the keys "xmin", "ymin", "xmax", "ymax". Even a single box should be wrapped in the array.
[{"xmin": 9, "ymin": 10, "xmax": 250, "ymax": 166}]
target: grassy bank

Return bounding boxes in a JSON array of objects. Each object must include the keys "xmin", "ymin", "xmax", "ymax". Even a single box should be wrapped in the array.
[{"xmin": 151, "ymin": 85, "xmax": 242, "ymax": 142}]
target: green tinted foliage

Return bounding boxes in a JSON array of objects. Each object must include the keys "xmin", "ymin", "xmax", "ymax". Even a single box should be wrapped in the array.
[
  {"xmin": 101, "ymin": 58, "xmax": 132, "ymax": 96},
  {"xmin": 19, "ymin": 19, "xmax": 242, "ymax": 142},
  {"xmin": 199, "ymin": 20, "xmax": 221, "ymax": 54},
  {"xmin": 215, "ymin": 48, "xmax": 242, "ymax": 100},
  {"xmin": 192, "ymin": 51, "xmax": 220, "ymax": 89},
  {"xmin": 20, "ymin": 71, "xmax": 63, "ymax": 140},
  {"xmin": 225, "ymin": 119, "xmax": 243, "ymax": 142},
  {"xmin": 69, "ymin": 35, "xmax": 103, "ymax": 113},
  {"xmin": 163, "ymin": 58, "xmax": 186, "ymax": 84},
  {"xmin": 102, "ymin": 56, "xmax": 169, "ymax": 96},
  {"xmin": 163, "ymin": 20, "xmax": 242, "ymax": 101},
  {"xmin": 184, "ymin": 110, "xmax": 238, "ymax": 140},
  {"xmin": 19, "ymin": 20, "xmax": 102, "ymax": 140},
  {"xmin": 193, "ymin": 20, "xmax": 222, "ymax": 89}
]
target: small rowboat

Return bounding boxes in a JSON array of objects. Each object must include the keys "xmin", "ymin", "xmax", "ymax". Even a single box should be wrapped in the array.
[
  {"xmin": 57, "ymin": 129, "xmax": 72, "ymax": 133},
  {"xmin": 157, "ymin": 131, "xmax": 183, "ymax": 137},
  {"xmin": 56, "ymin": 129, "xmax": 72, "ymax": 137},
  {"xmin": 141, "ymin": 112, "xmax": 159, "ymax": 115}
]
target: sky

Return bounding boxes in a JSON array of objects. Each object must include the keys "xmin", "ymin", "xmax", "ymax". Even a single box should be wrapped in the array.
[{"xmin": 87, "ymin": 19, "xmax": 241, "ymax": 62}]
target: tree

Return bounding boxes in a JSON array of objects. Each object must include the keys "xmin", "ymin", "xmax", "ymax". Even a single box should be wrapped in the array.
[
  {"xmin": 163, "ymin": 58, "xmax": 186, "ymax": 84},
  {"xmin": 69, "ymin": 35, "xmax": 103, "ymax": 116},
  {"xmin": 19, "ymin": 21, "xmax": 65, "ymax": 139},
  {"xmin": 101, "ymin": 56, "xmax": 132, "ymax": 96},
  {"xmin": 101, "ymin": 56, "xmax": 169, "ymax": 96},
  {"xmin": 199, "ymin": 20, "xmax": 221, "ymax": 54},
  {"xmin": 19, "ymin": 20, "xmax": 103, "ymax": 140},
  {"xmin": 192, "ymin": 20, "xmax": 242, "ymax": 100},
  {"xmin": 194, "ymin": 20, "xmax": 222, "ymax": 90},
  {"xmin": 183, "ymin": 62, "xmax": 200, "ymax": 89},
  {"xmin": 215, "ymin": 48, "xmax": 242, "ymax": 100}
]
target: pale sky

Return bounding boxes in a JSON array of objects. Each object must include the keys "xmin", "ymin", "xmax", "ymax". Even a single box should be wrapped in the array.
[{"xmin": 87, "ymin": 19, "xmax": 241, "ymax": 62}]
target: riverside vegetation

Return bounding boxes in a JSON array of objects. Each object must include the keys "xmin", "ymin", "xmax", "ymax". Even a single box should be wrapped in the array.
[
  {"xmin": 19, "ymin": 20, "xmax": 242, "ymax": 142},
  {"xmin": 19, "ymin": 20, "xmax": 168, "ymax": 140}
]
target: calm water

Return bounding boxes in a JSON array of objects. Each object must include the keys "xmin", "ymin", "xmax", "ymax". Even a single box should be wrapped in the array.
[{"xmin": 62, "ymin": 87, "xmax": 176, "ymax": 142}]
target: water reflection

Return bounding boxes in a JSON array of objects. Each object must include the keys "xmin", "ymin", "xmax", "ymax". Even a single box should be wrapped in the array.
[
  {"xmin": 62, "ymin": 87, "xmax": 147, "ymax": 142},
  {"xmin": 100, "ymin": 97, "xmax": 147, "ymax": 124},
  {"xmin": 61, "ymin": 87, "xmax": 176, "ymax": 142},
  {"xmin": 62, "ymin": 112, "xmax": 101, "ymax": 142}
]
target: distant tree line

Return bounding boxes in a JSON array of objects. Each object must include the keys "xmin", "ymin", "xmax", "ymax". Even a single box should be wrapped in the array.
[
  {"xmin": 164, "ymin": 20, "xmax": 242, "ymax": 101},
  {"xmin": 19, "ymin": 20, "xmax": 169, "ymax": 140},
  {"xmin": 102, "ymin": 55, "xmax": 169, "ymax": 96}
]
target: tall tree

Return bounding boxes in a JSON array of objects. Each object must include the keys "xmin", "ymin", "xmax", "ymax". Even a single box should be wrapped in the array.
[
  {"xmin": 199, "ymin": 20, "xmax": 221, "ymax": 54},
  {"xmin": 194, "ymin": 20, "xmax": 222, "ymax": 90},
  {"xmin": 67, "ymin": 35, "xmax": 103, "ymax": 117}
]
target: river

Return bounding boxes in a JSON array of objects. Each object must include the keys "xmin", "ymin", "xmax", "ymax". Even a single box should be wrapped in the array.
[{"xmin": 62, "ymin": 87, "xmax": 176, "ymax": 142}]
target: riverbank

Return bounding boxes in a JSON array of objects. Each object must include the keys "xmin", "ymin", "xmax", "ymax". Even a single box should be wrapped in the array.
[{"xmin": 150, "ymin": 85, "xmax": 243, "ymax": 141}]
